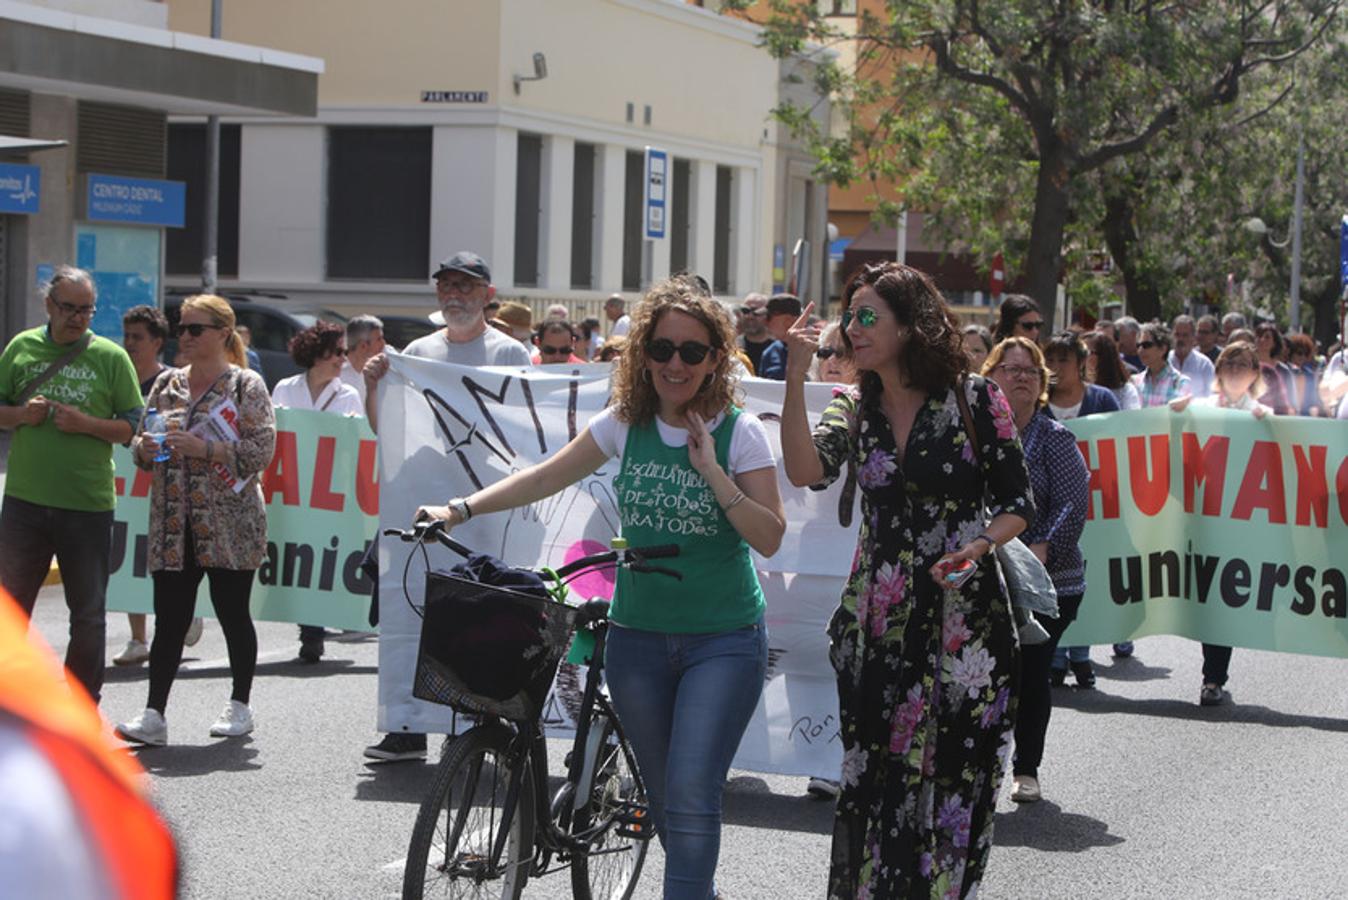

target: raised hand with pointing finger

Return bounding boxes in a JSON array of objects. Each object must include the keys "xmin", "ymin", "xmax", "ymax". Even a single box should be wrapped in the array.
[{"xmin": 784, "ymin": 302, "xmax": 820, "ymax": 383}]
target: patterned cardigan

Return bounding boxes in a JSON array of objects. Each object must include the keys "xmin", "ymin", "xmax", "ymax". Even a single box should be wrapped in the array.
[{"xmin": 131, "ymin": 366, "xmax": 276, "ymax": 572}]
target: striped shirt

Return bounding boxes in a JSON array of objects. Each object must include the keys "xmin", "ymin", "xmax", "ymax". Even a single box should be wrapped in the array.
[{"xmin": 1132, "ymin": 363, "xmax": 1191, "ymax": 408}]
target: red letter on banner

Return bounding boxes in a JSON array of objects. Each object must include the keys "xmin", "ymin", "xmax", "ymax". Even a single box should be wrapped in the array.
[
  {"xmin": 309, "ymin": 436, "xmax": 345, "ymax": 512},
  {"xmin": 130, "ymin": 467, "xmax": 153, "ymax": 498},
  {"xmin": 356, "ymin": 439, "xmax": 380, "ymax": 516},
  {"xmin": 1291, "ymin": 444, "xmax": 1328, "ymax": 528},
  {"xmin": 261, "ymin": 430, "xmax": 300, "ymax": 506},
  {"xmin": 1077, "ymin": 438, "xmax": 1119, "ymax": 520},
  {"xmin": 1336, "ymin": 456, "xmax": 1348, "ymax": 526},
  {"xmin": 1231, "ymin": 440, "xmax": 1287, "ymax": 524},
  {"xmin": 1126, "ymin": 434, "xmax": 1170, "ymax": 516},
  {"xmin": 1181, "ymin": 433, "xmax": 1229, "ymax": 516}
]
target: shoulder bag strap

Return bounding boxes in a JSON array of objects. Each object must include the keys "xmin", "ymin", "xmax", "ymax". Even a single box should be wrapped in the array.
[
  {"xmin": 955, "ymin": 374, "xmax": 981, "ymax": 466},
  {"xmin": 837, "ymin": 393, "xmax": 859, "ymax": 527},
  {"xmin": 15, "ymin": 333, "xmax": 92, "ymax": 405}
]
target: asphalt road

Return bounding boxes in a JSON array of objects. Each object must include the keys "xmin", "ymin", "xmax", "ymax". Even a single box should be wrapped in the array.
[{"xmin": 27, "ymin": 586, "xmax": 1348, "ymax": 899}]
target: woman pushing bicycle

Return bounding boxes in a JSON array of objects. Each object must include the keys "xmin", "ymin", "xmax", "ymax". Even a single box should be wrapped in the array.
[{"xmin": 417, "ymin": 277, "xmax": 785, "ymax": 900}]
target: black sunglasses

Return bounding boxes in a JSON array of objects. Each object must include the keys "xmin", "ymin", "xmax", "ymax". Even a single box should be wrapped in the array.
[
  {"xmin": 816, "ymin": 347, "xmax": 841, "ymax": 360},
  {"xmin": 646, "ymin": 338, "xmax": 712, "ymax": 365},
  {"xmin": 1019, "ymin": 319, "xmax": 1045, "ymax": 331},
  {"xmin": 539, "ymin": 344, "xmax": 571, "ymax": 355},
  {"xmin": 175, "ymin": 323, "xmax": 224, "ymax": 338}
]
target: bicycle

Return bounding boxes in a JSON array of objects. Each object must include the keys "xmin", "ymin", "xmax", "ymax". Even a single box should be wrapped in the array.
[{"xmin": 386, "ymin": 520, "xmax": 681, "ymax": 900}]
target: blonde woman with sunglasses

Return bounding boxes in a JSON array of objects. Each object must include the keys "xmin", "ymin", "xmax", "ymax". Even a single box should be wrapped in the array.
[{"xmin": 116, "ymin": 295, "xmax": 276, "ymax": 747}]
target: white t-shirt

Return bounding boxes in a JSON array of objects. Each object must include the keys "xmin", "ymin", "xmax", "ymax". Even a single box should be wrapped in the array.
[
  {"xmin": 1196, "ymin": 393, "xmax": 1271, "ymax": 415},
  {"xmin": 1170, "ymin": 349, "xmax": 1215, "ymax": 398},
  {"xmin": 587, "ymin": 406, "xmax": 776, "ymax": 475},
  {"xmin": 610, "ymin": 315, "xmax": 632, "ymax": 339},
  {"xmin": 403, "ymin": 326, "xmax": 532, "ymax": 366},
  {"xmin": 1325, "ymin": 351, "xmax": 1348, "ymax": 419},
  {"xmin": 271, "ymin": 373, "xmax": 364, "ymax": 416},
  {"xmin": 1048, "ymin": 399, "xmax": 1083, "ymax": 420},
  {"xmin": 339, "ymin": 360, "xmax": 366, "ymax": 402},
  {"xmin": 1111, "ymin": 382, "xmax": 1141, "ymax": 410}
]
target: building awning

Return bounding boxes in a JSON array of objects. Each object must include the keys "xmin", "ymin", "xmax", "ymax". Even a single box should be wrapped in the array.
[
  {"xmin": 0, "ymin": 134, "xmax": 65, "ymax": 154},
  {"xmin": 0, "ymin": 7, "xmax": 322, "ymax": 117}
]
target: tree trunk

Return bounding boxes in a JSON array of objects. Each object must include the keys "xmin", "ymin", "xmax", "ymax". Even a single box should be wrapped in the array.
[
  {"xmin": 1025, "ymin": 147, "xmax": 1072, "ymax": 324},
  {"xmin": 1308, "ymin": 280, "xmax": 1344, "ymax": 350},
  {"xmin": 1100, "ymin": 176, "xmax": 1162, "ymax": 323}
]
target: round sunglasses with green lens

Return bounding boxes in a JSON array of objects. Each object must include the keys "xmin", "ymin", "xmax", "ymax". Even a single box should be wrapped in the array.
[{"xmin": 841, "ymin": 306, "xmax": 879, "ymax": 330}]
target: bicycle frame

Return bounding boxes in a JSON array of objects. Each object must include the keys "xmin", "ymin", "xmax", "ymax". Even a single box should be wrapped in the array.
[
  {"xmin": 478, "ymin": 610, "xmax": 622, "ymax": 879},
  {"xmin": 390, "ymin": 520, "xmax": 672, "ymax": 890}
]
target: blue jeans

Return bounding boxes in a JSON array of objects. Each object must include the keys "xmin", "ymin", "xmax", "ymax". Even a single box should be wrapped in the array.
[
  {"xmin": 0, "ymin": 495, "xmax": 112, "ymax": 702},
  {"xmin": 605, "ymin": 620, "xmax": 768, "ymax": 900},
  {"xmin": 1052, "ymin": 645, "xmax": 1091, "ymax": 668}
]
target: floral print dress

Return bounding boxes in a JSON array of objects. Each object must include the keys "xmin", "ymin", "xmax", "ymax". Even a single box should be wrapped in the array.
[{"xmin": 811, "ymin": 375, "xmax": 1034, "ymax": 900}]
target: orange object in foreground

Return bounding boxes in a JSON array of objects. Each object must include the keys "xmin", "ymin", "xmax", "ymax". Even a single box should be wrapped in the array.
[{"xmin": 0, "ymin": 589, "xmax": 178, "ymax": 899}]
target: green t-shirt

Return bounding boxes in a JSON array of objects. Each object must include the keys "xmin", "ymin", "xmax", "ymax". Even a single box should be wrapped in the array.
[
  {"xmin": 0, "ymin": 326, "xmax": 142, "ymax": 511},
  {"xmin": 609, "ymin": 408, "xmax": 765, "ymax": 633}
]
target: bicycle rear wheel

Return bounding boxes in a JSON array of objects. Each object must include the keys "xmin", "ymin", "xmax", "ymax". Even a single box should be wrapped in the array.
[
  {"xmin": 403, "ymin": 724, "xmax": 535, "ymax": 900},
  {"xmin": 569, "ymin": 710, "xmax": 649, "ymax": 900}
]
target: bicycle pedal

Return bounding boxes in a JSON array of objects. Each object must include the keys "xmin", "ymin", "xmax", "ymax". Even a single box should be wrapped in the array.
[{"xmin": 613, "ymin": 804, "xmax": 650, "ymax": 839}]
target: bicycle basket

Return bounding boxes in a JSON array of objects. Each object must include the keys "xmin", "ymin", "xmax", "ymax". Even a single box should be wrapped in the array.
[{"xmin": 414, "ymin": 570, "xmax": 580, "ymax": 722}]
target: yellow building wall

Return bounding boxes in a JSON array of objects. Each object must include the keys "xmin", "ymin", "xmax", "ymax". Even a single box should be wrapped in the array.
[{"xmin": 167, "ymin": 0, "xmax": 500, "ymax": 107}]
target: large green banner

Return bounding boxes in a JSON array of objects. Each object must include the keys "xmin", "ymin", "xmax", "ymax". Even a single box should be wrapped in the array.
[
  {"xmin": 102, "ymin": 398, "xmax": 1348, "ymax": 658},
  {"xmin": 105, "ymin": 409, "xmax": 380, "ymax": 631},
  {"xmin": 1060, "ymin": 406, "xmax": 1348, "ymax": 657}
]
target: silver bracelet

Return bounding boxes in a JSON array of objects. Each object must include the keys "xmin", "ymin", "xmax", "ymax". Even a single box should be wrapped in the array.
[{"xmin": 723, "ymin": 490, "xmax": 746, "ymax": 511}]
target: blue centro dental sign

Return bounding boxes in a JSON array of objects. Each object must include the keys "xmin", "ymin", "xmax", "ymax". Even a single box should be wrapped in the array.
[{"xmin": 86, "ymin": 174, "xmax": 186, "ymax": 228}]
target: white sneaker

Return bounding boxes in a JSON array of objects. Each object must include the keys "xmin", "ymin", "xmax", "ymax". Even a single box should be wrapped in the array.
[
  {"xmin": 806, "ymin": 777, "xmax": 841, "ymax": 799},
  {"xmin": 209, "ymin": 700, "xmax": 254, "ymax": 738},
  {"xmin": 116, "ymin": 708, "xmax": 167, "ymax": 746},
  {"xmin": 1011, "ymin": 775, "xmax": 1042, "ymax": 803},
  {"xmin": 112, "ymin": 639, "xmax": 150, "ymax": 666},
  {"xmin": 184, "ymin": 617, "xmax": 205, "ymax": 647}
]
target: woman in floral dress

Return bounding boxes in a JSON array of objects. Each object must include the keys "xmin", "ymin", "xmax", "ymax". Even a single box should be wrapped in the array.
[{"xmin": 780, "ymin": 263, "xmax": 1035, "ymax": 899}]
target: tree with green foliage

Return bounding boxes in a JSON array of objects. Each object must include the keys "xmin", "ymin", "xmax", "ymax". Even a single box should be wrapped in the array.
[
  {"xmin": 1099, "ymin": 34, "xmax": 1348, "ymax": 346},
  {"xmin": 737, "ymin": 0, "xmax": 1342, "ymax": 326}
]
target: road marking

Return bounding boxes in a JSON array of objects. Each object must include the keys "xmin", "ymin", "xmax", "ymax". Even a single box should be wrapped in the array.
[{"xmin": 180, "ymin": 647, "xmax": 294, "ymax": 671}]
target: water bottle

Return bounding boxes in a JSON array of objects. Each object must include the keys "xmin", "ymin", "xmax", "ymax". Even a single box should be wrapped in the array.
[{"xmin": 144, "ymin": 407, "xmax": 171, "ymax": 463}]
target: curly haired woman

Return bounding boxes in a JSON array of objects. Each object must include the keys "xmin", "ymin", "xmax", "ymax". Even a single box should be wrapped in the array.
[
  {"xmin": 418, "ymin": 278, "xmax": 786, "ymax": 899},
  {"xmin": 780, "ymin": 262, "xmax": 1034, "ymax": 899}
]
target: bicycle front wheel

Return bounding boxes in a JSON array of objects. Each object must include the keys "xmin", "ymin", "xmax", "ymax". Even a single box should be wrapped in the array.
[
  {"xmin": 403, "ymin": 724, "xmax": 535, "ymax": 900},
  {"xmin": 569, "ymin": 710, "xmax": 649, "ymax": 900}
]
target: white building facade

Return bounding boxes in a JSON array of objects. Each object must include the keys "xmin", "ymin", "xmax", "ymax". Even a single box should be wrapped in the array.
[{"xmin": 166, "ymin": 0, "xmax": 831, "ymax": 318}]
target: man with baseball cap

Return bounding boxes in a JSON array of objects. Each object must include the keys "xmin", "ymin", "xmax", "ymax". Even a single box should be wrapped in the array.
[
  {"xmin": 755, "ymin": 293, "xmax": 802, "ymax": 380},
  {"xmin": 363, "ymin": 251, "xmax": 530, "ymax": 429},
  {"xmin": 359, "ymin": 250, "xmax": 529, "ymax": 762}
]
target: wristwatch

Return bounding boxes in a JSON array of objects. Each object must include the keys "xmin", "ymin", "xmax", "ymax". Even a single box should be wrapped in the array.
[{"xmin": 447, "ymin": 497, "xmax": 473, "ymax": 522}]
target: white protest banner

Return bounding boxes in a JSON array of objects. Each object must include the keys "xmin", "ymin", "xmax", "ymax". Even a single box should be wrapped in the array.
[{"xmin": 375, "ymin": 355, "xmax": 855, "ymax": 779}]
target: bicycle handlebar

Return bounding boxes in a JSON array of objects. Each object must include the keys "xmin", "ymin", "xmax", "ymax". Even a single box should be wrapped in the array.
[
  {"xmin": 383, "ymin": 520, "xmax": 471, "ymax": 558},
  {"xmin": 382, "ymin": 521, "xmax": 683, "ymax": 582}
]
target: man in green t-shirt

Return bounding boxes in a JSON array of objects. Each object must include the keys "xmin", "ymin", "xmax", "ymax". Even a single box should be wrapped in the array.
[{"xmin": 0, "ymin": 266, "xmax": 143, "ymax": 702}]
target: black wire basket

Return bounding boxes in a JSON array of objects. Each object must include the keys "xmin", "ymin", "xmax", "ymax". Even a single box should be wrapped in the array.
[{"xmin": 413, "ymin": 570, "xmax": 580, "ymax": 722}]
